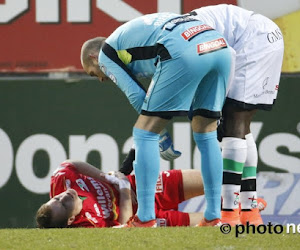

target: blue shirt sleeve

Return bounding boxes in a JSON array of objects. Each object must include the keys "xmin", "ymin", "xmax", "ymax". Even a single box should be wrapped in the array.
[{"xmin": 99, "ymin": 46, "xmax": 146, "ymax": 114}]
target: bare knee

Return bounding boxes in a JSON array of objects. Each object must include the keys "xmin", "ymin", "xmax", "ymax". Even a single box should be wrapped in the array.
[
  {"xmin": 134, "ymin": 115, "xmax": 169, "ymax": 134},
  {"xmin": 191, "ymin": 116, "xmax": 218, "ymax": 133},
  {"xmin": 182, "ymin": 169, "xmax": 204, "ymax": 200},
  {"xmin": 221, "ymin": 103, "xmax": 257, "ymax": 138}
]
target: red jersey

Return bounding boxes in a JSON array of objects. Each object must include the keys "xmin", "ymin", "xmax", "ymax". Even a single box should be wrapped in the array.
[
  {"xmin": 128, "ymin": 170, "xmax": 190, "ymax": 227},
  {"xmin": 50, "ymin": 162, "xmax": 120, "ymax": 227},
  {"xmin": 51, "ymin": 163, "xmax": 190, "ymax": 227}
]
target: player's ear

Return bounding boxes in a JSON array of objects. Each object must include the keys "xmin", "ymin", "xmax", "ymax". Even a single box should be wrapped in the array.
[
  {"xmin": 67, "ymin": 215, "xmax": 76, "ymax": 225},
  {"xmin": 89, "ymin": 54, "xmax": 98, "ymax": 63}
]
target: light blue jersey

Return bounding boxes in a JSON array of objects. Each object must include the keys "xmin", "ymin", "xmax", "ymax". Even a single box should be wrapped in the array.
[{"xmin": 99, "ymin": 13, "xmax": 233, "ymax": 119}]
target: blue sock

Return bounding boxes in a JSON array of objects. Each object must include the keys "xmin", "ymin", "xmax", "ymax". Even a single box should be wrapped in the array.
[
  {"xmin": 193, "ymin": 131, "xmax": 222, "ymax": 220},
  {"xmin": 133, "ymin": 127, "xmax": 160, "ymax": 222}
]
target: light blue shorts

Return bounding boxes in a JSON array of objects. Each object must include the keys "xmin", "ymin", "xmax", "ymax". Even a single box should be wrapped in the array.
[{"xmin": 141, "ymin": 22, "xmax": 233, "ymax": 119}]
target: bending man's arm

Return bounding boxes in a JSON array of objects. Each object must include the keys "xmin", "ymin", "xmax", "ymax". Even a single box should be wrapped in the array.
[{"xmin": 99, "ymin": 43, "xmax": 146, "ymax": 113}]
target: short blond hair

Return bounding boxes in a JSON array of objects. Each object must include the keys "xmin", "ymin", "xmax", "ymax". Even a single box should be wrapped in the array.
[
  {"xmin": 80, "ymin": 37, "xmax": 106, "ymax": 68},
  {"xmin": 36, "ymin": 203, "xmax": 68, "ymax": 228}
]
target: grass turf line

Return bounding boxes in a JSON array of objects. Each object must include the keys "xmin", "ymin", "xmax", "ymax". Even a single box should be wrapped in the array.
[{"xmin": 0, "ymin": 227, "xmax": 299, "ymax": 250}]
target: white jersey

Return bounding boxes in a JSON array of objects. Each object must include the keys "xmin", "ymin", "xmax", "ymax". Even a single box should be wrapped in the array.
[
  {"xmin": 190, "ymin": 4, "xmax": 284, "ymax": 110},
  {"xmin": 191, "ymin": 4, "xmax": 254, "ymax": 49}
]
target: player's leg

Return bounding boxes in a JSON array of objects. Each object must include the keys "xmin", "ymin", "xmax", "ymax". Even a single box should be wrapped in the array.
[
  {"xmin": 192, "ymin": 115, "xmax": 222, "ymax": 225},
  {"xmin": 240, "ymin": 131, "xmax": 262, "ymax": 225},
  {"xmin": 181, "ymin": 163, "xmax": 207, "ymax": 226},
  {"xmin": 191, "ymin": 46, "xmax": 234, "ymax": 226},
  {"xmin": 191, "ymin": 103, "xmax": 224, "ymax": 225},
  {"xmin": 126, "ymin": 52, "xmax": 198, "ymax": 227},
  {"xmin": 156, "ymin": 210, "xmax": 204, "ymax": 227},
  {"xmin": 220, "ymin": 103, "xmax": 257, "ymax": 225},
  {"xmin": 129, "ymin": 48, "xmax": 201, "ymax": 226},
  {"xmin": 221, "ymin": 103, "xmax": 256, "ymax": 138},
  {"xmin": 179, "ymin": 168, "xmax": 205, "ymax": 226},
  {"xmin": 129, "ymin": 115, "xmax": 168, "ymax": 227},
  {"xmin": 221, "ymin": 14, "xmax": 284, "ymax": 225},
  {"xmin": 129, "ymin": 57, "xmax": 203, "ymax": 227},
  {"xmin": 131, "ymin": 24, "xmax": 232, "ymax": 227},
  {"xmin": 153, "ymin": 169, "xmax": 204, "ymax": 227},
  {"xmin": 189, "ymin": 213, "xmax": 204, "ymax": 226},
  {"xmin": 129, "ymin": 41, "xmax": 208, "ymax": 225},
  {"xmin": 181, "ymin": 169, "xmax": 204, "ymax": 200}
]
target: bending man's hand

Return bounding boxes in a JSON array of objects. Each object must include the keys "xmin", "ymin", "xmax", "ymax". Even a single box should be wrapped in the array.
[{"xmin": 159, "ymin": 129, "xmax": 182, "ymax": 161}]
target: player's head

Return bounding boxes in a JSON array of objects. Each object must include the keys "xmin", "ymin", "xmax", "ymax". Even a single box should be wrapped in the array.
[
  {"xmin": 81, "ymin": 37, "xmax": 109, "ymax": 82},
  {"xmin": 36, "ymin": 189, "xmax": 83, "ymax": 228}
]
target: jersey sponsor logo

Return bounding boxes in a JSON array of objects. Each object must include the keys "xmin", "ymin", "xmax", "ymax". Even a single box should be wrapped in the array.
[
  {"xmin": 168, "ymin": 15, "xmax": 195, "ymax": 25},
  {"xmin": 163, "ymin": 15, "xmax": 196, "ymax": 31},
  {"xmin": 254, "ymin": 77, "xmax": 275, "ymax": 98},
  {"xmin": 94, "ymin": 203, "xmax": 101, "ymax": 217},
  {"xmin": 197, "ymin": 38, "xmax": 227, "ymax": 55},
  {"xmin": 267, "ymin": 28, "xmax": 283, "ymax": 43},
  {"xmin": 262, "ymin": 77, "xmax": 269, "ymax": 89},
  {"xmin": 155, "ymin": 173, "xmax": 164, "ymax": 193},
  {"xmin": 76, "ymin": 179, "xmax": 90, "ymax": 192},
  {"xmin": 85, "ymin": 212, "xmax": 98, "ymax": 224},
  {"xmin": 181, "ymin": 24, "xmax": 213, "ymax": 41},
  {"xmin": 254, "ymin": 90, "xmax": 275, "ymax": 98},
  {"xmin": 88, "ymin": 177, "xmax": 113, "ymax": 219}
]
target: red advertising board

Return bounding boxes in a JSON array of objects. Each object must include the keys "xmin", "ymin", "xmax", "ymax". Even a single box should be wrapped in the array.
[{"xmin": 0, "ymin": 0, "xmax": 236, "ymax": 73}]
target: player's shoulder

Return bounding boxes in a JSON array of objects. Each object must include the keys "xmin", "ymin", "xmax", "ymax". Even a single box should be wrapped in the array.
[
  {"xmin": 111, "ymin": 12, "xmax": 178, "ymax": 35},
  {"xmin": 193, "ymin": 4, "xmax": 252, "ymax": 17},
  {"xmin": 52, "ymin": 161, "xmax": 77, "ymax": 178}
]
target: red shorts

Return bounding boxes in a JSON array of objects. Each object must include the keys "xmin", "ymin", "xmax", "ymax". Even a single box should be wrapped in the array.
[{"xmin": 127, "ymin": 170, "xmax": 190, "ymax": 226}]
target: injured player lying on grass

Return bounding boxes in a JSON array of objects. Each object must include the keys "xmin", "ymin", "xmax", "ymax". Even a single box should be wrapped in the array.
[{"xmin": 36, "ymin": 160, "xmax": 266, "ymax": 228}]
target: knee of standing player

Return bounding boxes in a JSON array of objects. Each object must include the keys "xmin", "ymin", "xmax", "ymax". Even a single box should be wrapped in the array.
[
  {"xmin": 222, "ymin": 103, "xmax": 257, "ymax": 138},
  {"xmin": 191, "ymin": 115, "xmax": 218, "ymax": 133},
  {"xmin": 222, "ymin": 113, "xmax": 255, "ymax": 138}
]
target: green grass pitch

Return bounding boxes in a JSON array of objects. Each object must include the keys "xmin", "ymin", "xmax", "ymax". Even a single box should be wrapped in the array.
[{"xmin": 0, "ymin": 227, "xmax": 299, "ymax": 250}]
